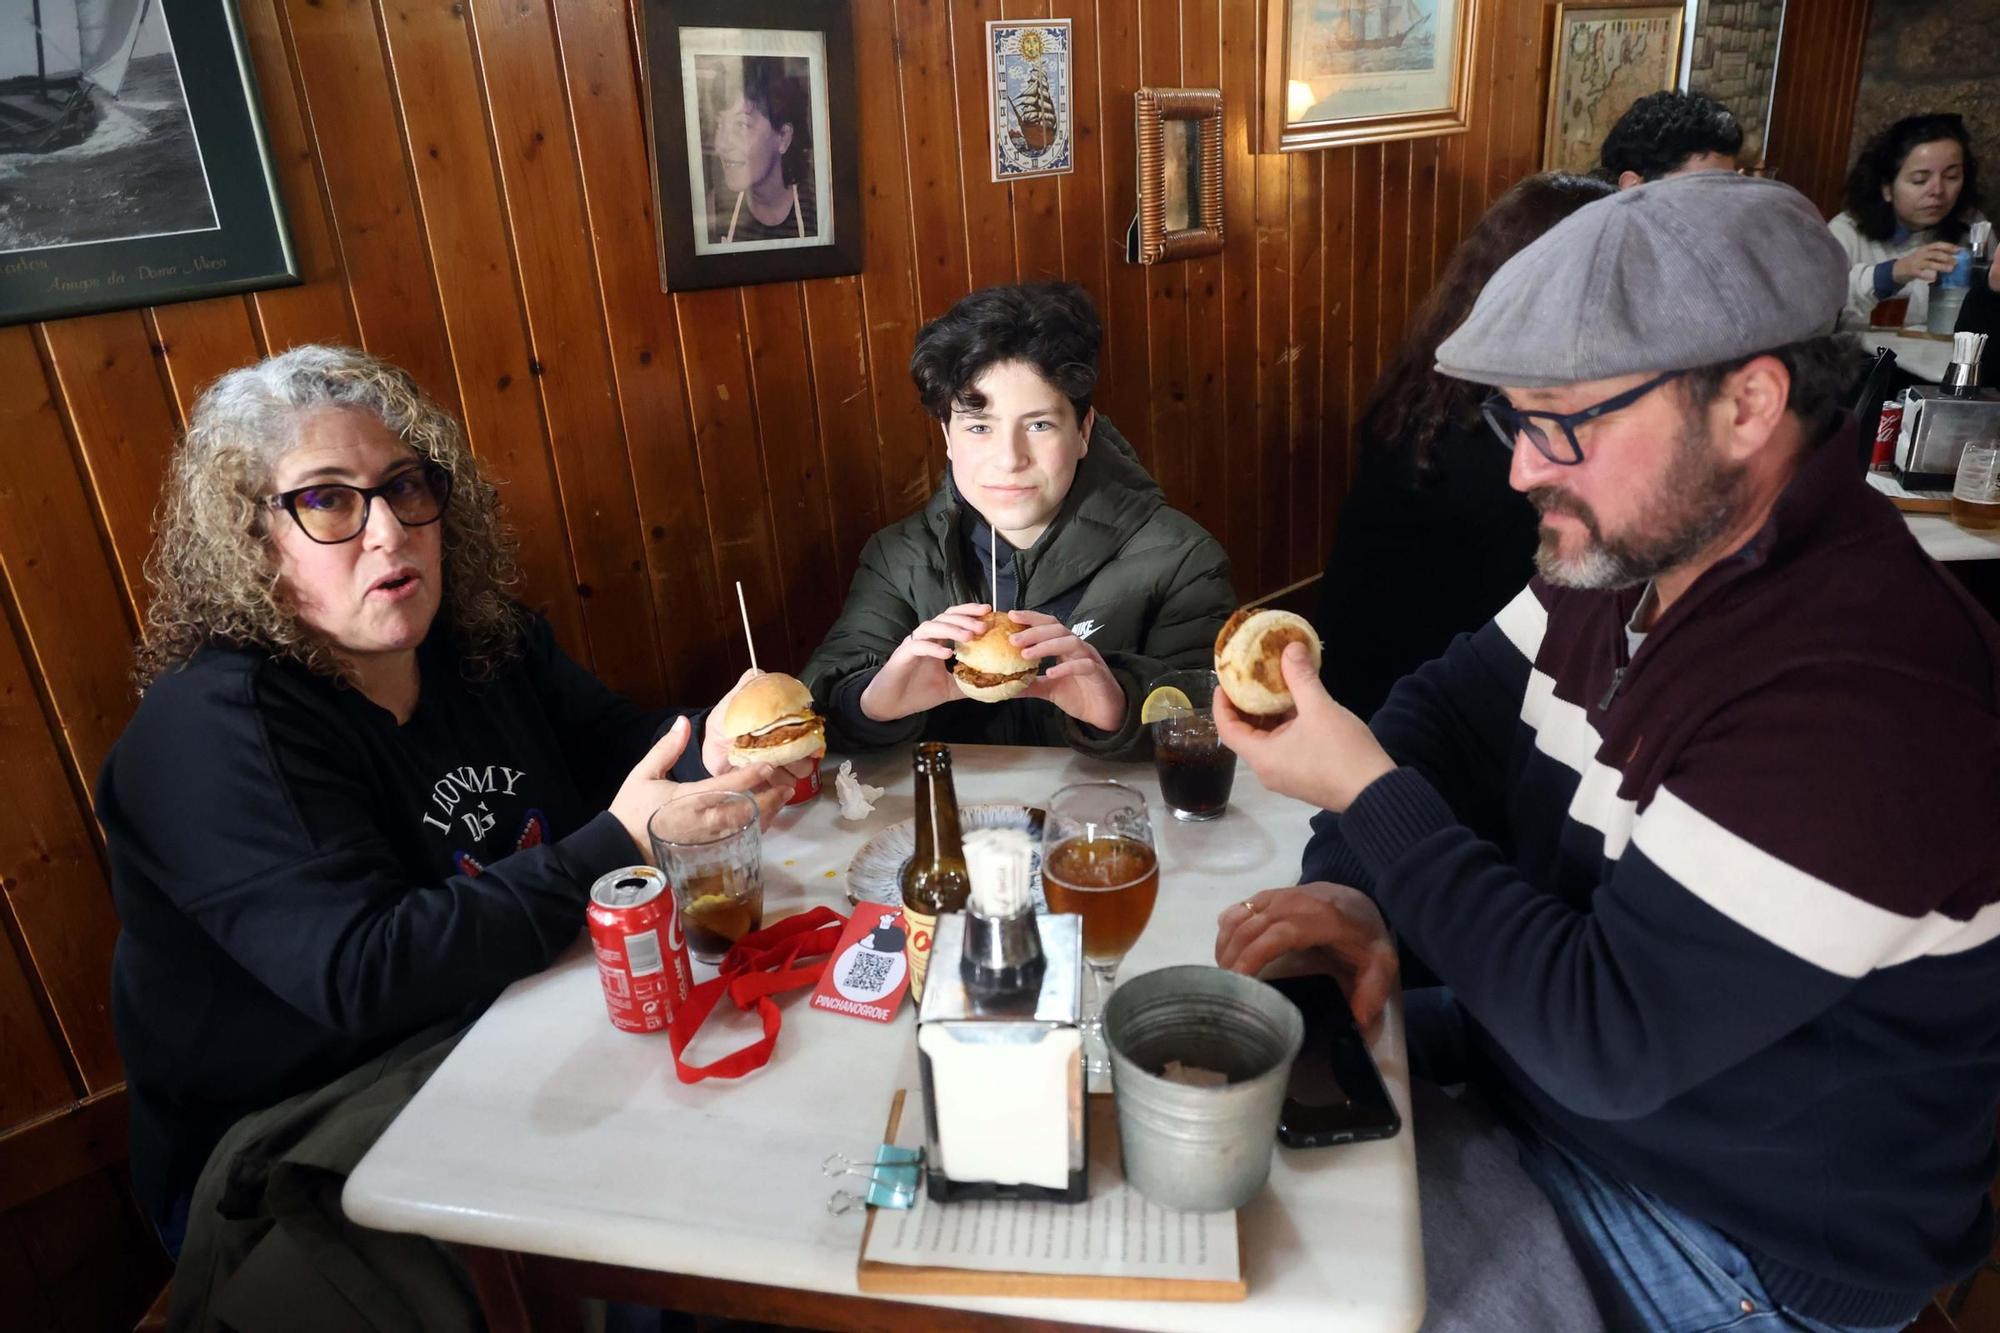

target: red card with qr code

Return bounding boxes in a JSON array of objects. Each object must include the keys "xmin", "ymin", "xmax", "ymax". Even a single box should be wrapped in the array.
[{"xmin": 809, "ymin": 901, "xmax": 911, "ymax": 1023}]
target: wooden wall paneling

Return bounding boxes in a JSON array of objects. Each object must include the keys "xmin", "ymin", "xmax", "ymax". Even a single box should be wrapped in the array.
[
  {"xmin": 467, "ymin": 0, "xmax": 667, "ymax": 701},
  {"xmin": 1346, "ymin": 142, "xmax": 1383, "ymax": 483},
  {"xmin": 856, "ymin": 0, "xmax": 938, "ymax": 518},
  {"xmin": 1179, "ymin": 0, "xmax": 1226, "ymax": 549},
  {"xmin": 0, "ymin": 330, "xmax": 138, "ymax": 789},
  {"xmin": 1486, "ymin": 0, "xmax": 1530, "ymax": 201},
  {"xmin": 36, "ymin": 315, "xmax": 182, "ymax": 611},
  {"xmin": 1000, "ymin": 0, "xmax": 1065, "ymax": 283},
  {"xmin": 1517, "ymin": 1, "xmax": 1554, "ymax": 188},
  {"xmin": 673, "ymin": 290, "xmax": 791, "ymax": 676},
  {"xmin": 741, "ymin": 284, "xmax": 846, "ymax": 666},
  {"xmin": 1320, "ymin": 146, "xmax": 1356, "ymax": 553},
  {"xmin": 1138, "ymin": 0, "xmax": 1191, "ymax": 512},
  {"xmin": 951, "ymin": 0, "xmax": 1020, "ymax": 294},
  {"xmin": 1093, "ymin": 0, "xmax": 1151, "ymax": 465},
  {"xmin": 1252, "ymin": 144, "xmax": 1288, "ymax": 594},
  {"xmin": 0, "ymin": 1168, "xmax": 166, "ymax": 1333},
  {"xmin": 281, "ymin": 0, "xmax": 460, "ymax": 415},
  {"xmin": 1409, "ymin": 136, "xmax": 1441, "ymax": 314},
  {"xmin": 800, "ymin": 277, "xmax": 888, "ymax": 597},
  {"xmin": 0, "ymin": 603, "xmax": 121, "ymax": 1095},
  {"xmin": 0, "ymin": 912, "xmax": 73, "ymax": 1129},
  {"xmin": 148, "ymin": 298, "xmax": 264, "ymax": 426},
  {"xmin": 549, "ymin": 0, "xmax": 726, "ymax": 701},
  {"xmin": 372, "ymin": 0, "xmax": 591, "ymax": 663},
  {"xmin": 1217, "ymin": 0, "xmax": 1259, "ymax": 588},
  {"xmin": 1048, "ymin": 0, "xmax": 1109, "ymax": 313},
  {"xmin": 0, "ymin": 1088, "xmax": 129, "ymax": 1215},
  {"xmin": 897, "ymin": 0, "xmax": 976, "ymax": 322},
  {"xmin": 1378, "ymin": 141, "xmax": 1412, "ymax": 361},
  {"xmin": 1285, "ymin": 150, "xmax": 1323, "ymax": 583},
  {"xmin": 1459, "ymin": 0, "xmax": 1505, "ymax": 242},
  {"xmin": 237, "ymin": 0, "xmax": 363, "ymax": 353}
]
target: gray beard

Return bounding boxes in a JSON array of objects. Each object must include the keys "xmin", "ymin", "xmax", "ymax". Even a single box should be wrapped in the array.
[{"xmin": 1531, "ymin": 412, "xmax": 1748, "ymax": 591}]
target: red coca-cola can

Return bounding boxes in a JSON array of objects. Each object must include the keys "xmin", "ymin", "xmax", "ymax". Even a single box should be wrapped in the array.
[
  {"xmin": 588, "ymin": 865, "xmax": 691, "ymax": 1034},
  {"xmin": 785, "ymin": 753, "xmax": 823, "ymax": 806},
  {"xmin": 1872, "ymin": 401, "xmax": 1904, "ymax": 471}
]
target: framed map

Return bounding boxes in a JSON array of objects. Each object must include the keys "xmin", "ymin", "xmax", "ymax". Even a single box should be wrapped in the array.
[{"xmin": 1542, "ymin": 4, "xmax": 1686, "ymax": 175}]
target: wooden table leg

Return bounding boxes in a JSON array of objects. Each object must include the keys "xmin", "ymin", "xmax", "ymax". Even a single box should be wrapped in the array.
[{"xmin": 457, "ymin": 1245, "xmax": 586, "ymax": 1333}]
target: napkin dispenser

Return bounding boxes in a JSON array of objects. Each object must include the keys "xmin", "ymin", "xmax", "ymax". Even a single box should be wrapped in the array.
[
  {"xmin": 1895, "ymin": 383, "xmax": 2000, "ymax": 489},
  {"xmin": 916, "ymin": 902, "xmax": 1087, "ymax": 1203}
]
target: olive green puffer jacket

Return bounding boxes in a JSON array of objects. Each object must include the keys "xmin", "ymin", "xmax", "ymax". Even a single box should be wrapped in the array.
[{"xmin": 801, "ymin": 417, "xmax": 1234, "ymax": 761}]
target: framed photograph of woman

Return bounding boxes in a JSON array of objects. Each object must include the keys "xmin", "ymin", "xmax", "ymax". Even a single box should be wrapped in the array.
[
  {"xmin": 641, "ymin": 0, "xmax": 860, "ymax": 291},
  {"xmin": 1261, "ymin": 0, "xmax": 1479, "ymax": 153}
]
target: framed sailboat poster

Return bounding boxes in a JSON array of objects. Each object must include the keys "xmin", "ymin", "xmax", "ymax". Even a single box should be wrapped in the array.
[
  {"xmin": 987, "ymin": 19, "xmax": 1072, "ymax": 182},
  {"xmin": 0, "ymin": 0, "xmax": 296, "ymax": 324},
  {"xmin": 1261, "ymin": 0, "xmax": 1479, "ymax": 153}
]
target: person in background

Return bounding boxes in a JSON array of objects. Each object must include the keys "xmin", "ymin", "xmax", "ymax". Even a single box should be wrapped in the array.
[
  {"xmin": 1830, "ymin": 112, "xmax": 1998, "ymax": 333},
  {"xmin": 1313, "ymin": 172, "xmax": 1615, "ymax": 719},
  {"xmin": 1598, "ymin": 89, "xmax": 1744, "ymax": 189},
  {"xmin": 100, "ymin": 346, "xmax": 799, "ymax": 1269},
  {"xmin": 802, "ymin": 281, "xmax": 1234, "ymax": 760},
  {"xmin": 1218, "ymin": 174, "xmax": 1999, "ymax": 1329}
]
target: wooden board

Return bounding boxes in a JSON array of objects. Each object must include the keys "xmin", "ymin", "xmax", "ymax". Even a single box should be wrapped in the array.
[{"xmin": 855, "ymin": 1089, "xmax": 1247, "ymax": 1303}]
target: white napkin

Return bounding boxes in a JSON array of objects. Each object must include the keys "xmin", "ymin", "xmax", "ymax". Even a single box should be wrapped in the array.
[{"xmin": 834, "ymin": 760, "xmax": 884, "ymax": 820}]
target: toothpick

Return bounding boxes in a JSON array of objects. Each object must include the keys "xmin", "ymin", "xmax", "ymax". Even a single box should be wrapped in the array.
[
  {"xmin": 735, "ymin": 580, "xmax": 759, "ymax": 672},
  {"xmin": 990, "ymin": 523, "xmax": 998, "ymax": 610}
]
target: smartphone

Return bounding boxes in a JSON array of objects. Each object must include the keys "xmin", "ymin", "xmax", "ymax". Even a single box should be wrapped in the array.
[{"xmin": 1268, "ymin": 973, "xmax": 1402, "ymax": 1149}]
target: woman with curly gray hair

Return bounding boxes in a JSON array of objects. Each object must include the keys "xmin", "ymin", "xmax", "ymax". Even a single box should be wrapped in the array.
[{"xmin": 97, "ymin": 345, "xmax": 796, "ymax": 1262}]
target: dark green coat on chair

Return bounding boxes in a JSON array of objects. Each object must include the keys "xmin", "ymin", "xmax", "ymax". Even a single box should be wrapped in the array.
[{"xmin": 801, "ymin": 417, "xmax": 1234, "ymax": 761}]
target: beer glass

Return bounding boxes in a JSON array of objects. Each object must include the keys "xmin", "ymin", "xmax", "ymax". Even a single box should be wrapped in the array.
[
  {"xmin": 1040, "ymin": 781, "xmax": 1159, "ymax": 1075},
  {"xmin": 649, "ymin": 791, "xmax": 763, "ymax": 964},
  {"xmin": 1148, "ymin": 669, "xmax": 1238, "ymax": 822},
  {"xmin": 1951, "ymin": 440, "xmax": 2000, "ymax": 532}
]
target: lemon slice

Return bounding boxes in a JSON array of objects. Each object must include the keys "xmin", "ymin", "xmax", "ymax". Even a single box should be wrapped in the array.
[{"xmin": 1140, "ymin": 685, "xmax": 1194, "ymax": 724}]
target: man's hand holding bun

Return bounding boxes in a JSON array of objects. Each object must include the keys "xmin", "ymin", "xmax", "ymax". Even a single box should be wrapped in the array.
[
  {"xmin": 1214, "ymin": 642, "xmax": 1394, "ymax": 814},
  {"xmin": 1008, "ymin": 610, "xmax": 1125, "ymax": 732}
]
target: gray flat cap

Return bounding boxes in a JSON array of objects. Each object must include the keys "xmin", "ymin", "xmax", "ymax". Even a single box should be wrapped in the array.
[{"xmin": 1434, "ymin": 172, "xmax": 1849, "ymax": 388}]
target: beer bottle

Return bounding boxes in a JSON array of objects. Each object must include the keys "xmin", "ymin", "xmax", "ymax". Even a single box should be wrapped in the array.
[{"xmin": 900, "ymin": 742, "xmax": 969, "ymax": 1002}]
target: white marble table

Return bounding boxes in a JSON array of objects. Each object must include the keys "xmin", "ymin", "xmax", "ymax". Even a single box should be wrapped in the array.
[
  {"xmin": 1867, "ymin": 473, "xmax": 2000, "ymax": 562},
  {"xmin": 343, "ymin": 744, "xmax": 1425, "ymax": 1332}
]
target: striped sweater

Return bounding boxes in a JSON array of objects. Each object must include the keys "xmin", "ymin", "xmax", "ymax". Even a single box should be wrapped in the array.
[{"xmin": 1302, "ymin": 424, "xmax": 2000, "ymax": 1325}]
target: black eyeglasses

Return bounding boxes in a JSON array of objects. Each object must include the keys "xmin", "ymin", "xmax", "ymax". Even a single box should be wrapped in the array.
[
  {"xmin": 1480, "ymin": 371, "xmax": 1684, "ymax": 466},
  {"xmin": 267, "ymin": 463, "xmax": 452, "ymax": 545}
]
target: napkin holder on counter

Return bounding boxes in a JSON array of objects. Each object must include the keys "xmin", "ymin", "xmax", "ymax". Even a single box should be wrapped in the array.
[
  {"xmin": 916, "ymin": 908, "xmax": 1088, "ymax": 1203},
  {"xmin": 1896, "ymin": 335, "xmax": 2000, "ymax": 489}
]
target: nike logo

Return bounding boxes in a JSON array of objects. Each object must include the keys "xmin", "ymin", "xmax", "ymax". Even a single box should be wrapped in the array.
[{"xmin": 1071, "ymin": 619, "xmax": 1101, "ymax": 641}]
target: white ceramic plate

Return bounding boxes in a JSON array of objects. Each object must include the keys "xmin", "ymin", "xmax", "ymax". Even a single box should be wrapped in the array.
[{"xmin": 845, "ymin": 803, "xmax": 1047, "ymax": 908}]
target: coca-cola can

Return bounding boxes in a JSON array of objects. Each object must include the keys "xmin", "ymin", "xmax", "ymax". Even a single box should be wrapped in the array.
[
  {"xmin": 588, "ymin": 865, "xmax": 691, "ymax": 1034},
  {"xmin": 1872, "ymin": 401, "xmax": 1904, "ymax": 471},
  {"xmin": 786, "ymin": 754, "xmax": 823, "ymax": 806}
]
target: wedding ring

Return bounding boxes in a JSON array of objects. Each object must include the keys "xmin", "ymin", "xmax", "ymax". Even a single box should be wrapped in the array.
[{"xmin": 1241, "ymin": 898, "xmax": 1260, "ymax": 915}]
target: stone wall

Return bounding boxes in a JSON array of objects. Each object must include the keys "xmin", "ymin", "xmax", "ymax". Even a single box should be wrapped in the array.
[
  {"xmin": 1688, "ymin": 0, "xmax": 1787, "ymax": 164},
  {"xmin": 1848, "ymin": 0, "xmax": 2000, "ymax": 194}
]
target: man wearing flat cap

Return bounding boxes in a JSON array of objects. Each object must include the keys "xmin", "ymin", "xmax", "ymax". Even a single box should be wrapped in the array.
[{"xmin": 1215, "ymin": 173, "xmax": 2000, "ymax": 1329}]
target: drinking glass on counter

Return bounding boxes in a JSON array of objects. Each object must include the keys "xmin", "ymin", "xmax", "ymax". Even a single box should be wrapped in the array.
[
  {"xmin": 1952, "ymin": 440, "xmax": 2000, "ymax": 531},
  {"xmin": 1147, "ymin": 669, "xmax": 1238, "ymax": 822},
  {"xmin": 1040, "ymin": 781, "xmax": 1158, "ymax": 1075},
  {"xmin": 649, "ymin": 791, "xmax": 763, "ymax": 964}
]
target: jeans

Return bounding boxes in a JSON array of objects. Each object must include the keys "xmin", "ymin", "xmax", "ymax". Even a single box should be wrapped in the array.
[{"xmin": 1404, "ymin": 987, "xmax": 1914, "ymax": 1333}]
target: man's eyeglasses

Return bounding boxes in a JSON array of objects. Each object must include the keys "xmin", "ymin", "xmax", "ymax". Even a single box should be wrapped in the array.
[
  {"xmin": 267, "ymin": 463, "xmax": 453, "ymax": 545},
  {"xmin": 1479, "ymin": 370, "xmax": 1684, "ymax": 466}
]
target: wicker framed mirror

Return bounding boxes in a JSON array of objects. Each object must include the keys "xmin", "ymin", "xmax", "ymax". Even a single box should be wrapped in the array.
[{"xmin": 1135, "ymin": 87, "xmax": 1223, "ymax": 265}]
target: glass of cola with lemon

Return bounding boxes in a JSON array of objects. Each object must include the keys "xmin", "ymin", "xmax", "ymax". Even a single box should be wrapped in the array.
[{"xmin": 1142, "ymin": 669, "xmax": 1237, "ymax": 822}]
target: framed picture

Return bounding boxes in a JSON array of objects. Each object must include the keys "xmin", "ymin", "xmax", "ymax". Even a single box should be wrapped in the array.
[
  {"xmin": 1260, "ymin": 0, "xmax": 1479, "ymax": 153},
  {"xmin": 1543, "ymin": 4, "xmax": 1687, "ymax": 175},
  {"xmin": 640, "ymin": 0, "xmax": 860, "ymax": 291},
  {"xmin": 0, "ymin": 0, "xmax": 297, "ymax": 326},
  {"xmin": 1135, "ymin": 88, "xmax": 1223, "ymax": 265},
  {"xmin": 1685, "ymin": 0, "xmax": 1785, "ymax": 168},
  {"xmin": 987, "ymin": 19, "xmax": 1073, "ymax": 182}
]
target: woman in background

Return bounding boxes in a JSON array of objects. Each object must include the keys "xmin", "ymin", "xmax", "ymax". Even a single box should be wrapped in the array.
[
  {"xmin": 1312, "ymin": 172, "xmax": 1615, "ymax": 718},
  {"xmin": 1829, "ymin": 113, "xmax": 1996, "ymax": 335}
]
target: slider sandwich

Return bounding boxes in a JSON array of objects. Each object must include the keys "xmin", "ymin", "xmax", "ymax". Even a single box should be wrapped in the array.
[
  {"xmin": 950, "ymin": 611, "xmax": 1041, "ymax": 703},
  {"xmin": 1214, "ymin": 608, "xmax": 1323, "ymax": 716}
]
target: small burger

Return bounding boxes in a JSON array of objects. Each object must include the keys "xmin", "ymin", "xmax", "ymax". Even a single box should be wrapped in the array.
[
  {"xmin": 951, "ymin": 611, "xmax": 1040, "ymax": 703},
  {"xmin": 720, "ymin": 672, "xmax": 826, "ymax": 767},
  {"xmin": 1214, "ymin": 608, "xmax": 1323, "ymax": 716}
]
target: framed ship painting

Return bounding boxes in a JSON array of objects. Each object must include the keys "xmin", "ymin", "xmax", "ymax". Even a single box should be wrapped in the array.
[
  {"xmin": 640, "ymin": 0, "xmax": 862, "ymax": 290},
  {"xmin": 1261, "ymin": 0, "xmax": 1479, "ymax": 152},
  {"xmin": 987, "ymin": 19, "xmax": 1073, "ymax": 182},
  {"xmin": 0, "ymin": 0, "xmax": 297, "ymax": 325}
]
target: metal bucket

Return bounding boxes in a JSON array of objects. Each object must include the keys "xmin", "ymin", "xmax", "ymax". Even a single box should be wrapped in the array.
[{"xmin": 1102, "ymin": 965, "xmax": 1304, "ymax": 1212}]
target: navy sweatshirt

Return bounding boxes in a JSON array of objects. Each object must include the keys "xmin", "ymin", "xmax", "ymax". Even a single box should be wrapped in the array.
[
  {"xmin": 1303, "ymin": 423, "xmax": 2000, "ymax": 1325},
  {"xmin": 98, "ymin": 613, "xmax": 707, "ymax": 1225}
]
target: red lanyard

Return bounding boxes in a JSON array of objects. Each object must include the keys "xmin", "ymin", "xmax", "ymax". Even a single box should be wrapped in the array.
[{"xmin": 668, "ymin": 907, "xmax": 847, "ymax": 1082}]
